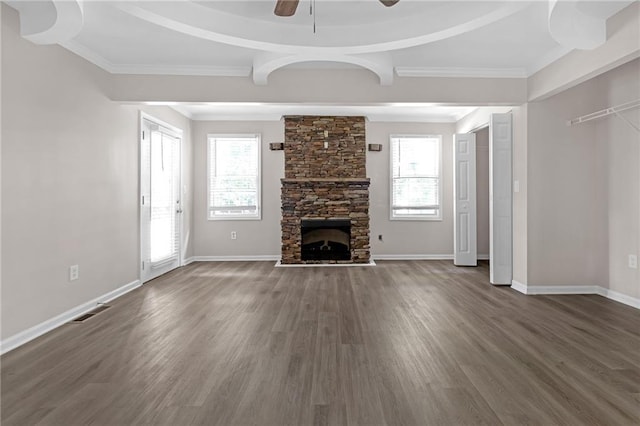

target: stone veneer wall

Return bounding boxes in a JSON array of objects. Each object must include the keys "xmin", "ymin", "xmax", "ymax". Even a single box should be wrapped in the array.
[
  {"xmin": 281, "ymin": 116, "xmax": 370, "ymax": 264},
  {"xmin": 284, "ymin": 116, "xmax": 366, "ymax": 179}
]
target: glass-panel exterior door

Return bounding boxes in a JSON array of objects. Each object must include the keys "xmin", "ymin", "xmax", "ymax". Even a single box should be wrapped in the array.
[{"xmin": 141, "ymin": 117, "xmax": 182, "ymax": 283}]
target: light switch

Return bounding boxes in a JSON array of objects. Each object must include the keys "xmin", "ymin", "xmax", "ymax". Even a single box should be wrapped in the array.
[{"xmin": 514, "ymin": 180, "xmax": 520, "ymax": 193}]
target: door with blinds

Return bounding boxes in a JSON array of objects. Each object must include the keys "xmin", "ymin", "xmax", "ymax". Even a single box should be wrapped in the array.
[{"xmin": 140, "ymin": 115, "xmax": 182, "ymax": 283}]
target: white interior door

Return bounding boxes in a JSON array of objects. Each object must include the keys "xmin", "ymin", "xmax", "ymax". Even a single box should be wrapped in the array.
[
  {"xmin": 453, "ymin": 133, "xmax": 477, "ymax": 266},
  {"xmin": 141, "ymin": 116, "xmax": 182, "ymax": 283},
  {"xmin": 489, "ymin": 113, "xmax": 513, "ymax": 284}
]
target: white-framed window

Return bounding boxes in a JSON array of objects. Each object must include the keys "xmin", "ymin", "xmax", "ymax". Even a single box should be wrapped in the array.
[
  {"xmin": 390, "ymin": 134, "xmax": 442, "ymax": 220},
  {"xmin": 207, "ymin": 134, "xmax": 261, "ymax": 220}
]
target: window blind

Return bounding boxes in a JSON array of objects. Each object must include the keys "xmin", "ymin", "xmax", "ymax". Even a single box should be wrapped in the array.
[
  {"xmin": 391, "ymin": 136, "xmax": 441, "ymax": 219},
  {"xmin": 208, "ymin": 135, "xmax": 261, "ymax": 219},
  {"xmin": 150, "ymin": 132, "xmax": 180, "ymax": 263}
]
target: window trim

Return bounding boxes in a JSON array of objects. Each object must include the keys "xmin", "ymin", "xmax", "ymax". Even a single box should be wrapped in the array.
[
  {"xmin": 207, "ymin": 133, "xmax": 262, "ymax": 221},
  {"xmin": 389, "ymin": 134, "xmax": 443, "ymax": 221}
]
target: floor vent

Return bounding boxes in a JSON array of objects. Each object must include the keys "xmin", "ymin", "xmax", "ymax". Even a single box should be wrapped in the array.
[
  {"xmin": 72, "ymin": 313, "xmax": 95, "ymax": 322},
  {"xmin": 71, "ymin": 305, "xmax": 110, "ymax": 323},
  {"xmin": 90, "ymin": 305, "xmax": 111, "ymax": 314}
]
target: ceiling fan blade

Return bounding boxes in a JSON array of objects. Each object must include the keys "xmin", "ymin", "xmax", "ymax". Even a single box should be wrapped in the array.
[
  {"xmin": 379, "ymin": 0, "xmax": 400, "ymax": 6},
  {"xmin": 275, "ymin": 0, "xmax": 299, "ymax": 17}
]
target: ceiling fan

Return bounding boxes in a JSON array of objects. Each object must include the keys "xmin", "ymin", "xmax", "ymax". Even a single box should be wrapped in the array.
[{"xmin": 275, "ymin": 0, "xmax": 400, "ymax": 17}]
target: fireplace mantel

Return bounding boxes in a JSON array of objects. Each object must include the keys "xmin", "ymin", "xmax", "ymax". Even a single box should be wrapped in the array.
[{"xmin": 281, "ymin": 178, "xmax": 370, "ymax": 184}]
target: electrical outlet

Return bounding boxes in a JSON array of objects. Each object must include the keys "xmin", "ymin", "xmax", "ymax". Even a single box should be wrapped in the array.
[
  {"xmin": 231, "ymin": 231, "xmax": 237, "ymax": 240},
  {"xmin": 629, "ymin": 255, "xmax": 638, "ymax": 269},
  {"xmin": 69, "ymin": 265, "xmax": 79, "ymax": 281}
]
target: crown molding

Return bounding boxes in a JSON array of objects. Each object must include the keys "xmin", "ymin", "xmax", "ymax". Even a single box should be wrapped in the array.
[
  {"xmin": 395, "ymin": 66, "xmax": 527, "ymax": 79},
  {"xmin": 60, "ymin": 39, "xmax": 566, "ymax": 83},
  {"xmin": 526, "ymin": 45, "xmax": 573, "ymax": 77},
  {"xmin": 61, "ymin": 40, "xmax": 251, "ymax": 77},
  {"xmin": 181, "ymin": 113, "xmax": 467, "ymax": 123},
  {"xmin": 168, "ymin": 106, "xmax": 195, "ymax": 120},
  {"xmin": 109, "ymin": 64, "xmax": 251, "ymax": 77},
  {"xmin": 186, "ymin": 113, "xmax": 284, "ymax": 122},
  {"xmin": 60, "ymin": 39, "xmax": 116, "ymax": 73}
]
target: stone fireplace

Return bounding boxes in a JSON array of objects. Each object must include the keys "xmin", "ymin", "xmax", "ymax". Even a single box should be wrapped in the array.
[{"xmin": 281, "ymin": 116, "xmax": 370, "ymax": 264}]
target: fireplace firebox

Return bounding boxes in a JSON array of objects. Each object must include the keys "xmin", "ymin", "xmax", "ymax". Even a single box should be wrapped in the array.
[{"xmin": 301, "ymin": 219, "xmax": 351, "ymax": 261}]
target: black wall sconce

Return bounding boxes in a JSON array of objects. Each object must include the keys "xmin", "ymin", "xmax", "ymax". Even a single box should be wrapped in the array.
[{"xmin": 269, "ymin": 142, "xmax": 284, "ymax": 151}]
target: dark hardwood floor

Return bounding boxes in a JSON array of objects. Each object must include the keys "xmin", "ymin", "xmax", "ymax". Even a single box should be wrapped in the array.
[{"xmin": 2, "ymin": 260, "xmax": 639, "ymax": 425}]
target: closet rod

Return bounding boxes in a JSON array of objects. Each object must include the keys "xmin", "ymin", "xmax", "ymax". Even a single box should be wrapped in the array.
[{"xmin": 567, "ymin": 99, "xmax": 640, "ymax": 127}]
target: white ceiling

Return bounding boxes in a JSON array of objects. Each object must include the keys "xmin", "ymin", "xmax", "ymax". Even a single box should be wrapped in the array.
[{"xmin": 7, "ymin": 0, "xmax": 634, "ymax": 120}]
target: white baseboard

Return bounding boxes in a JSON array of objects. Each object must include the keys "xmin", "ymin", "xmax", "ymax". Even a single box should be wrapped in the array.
[
  {"xmin": 191, "ymin": 254, "xmax": 488, "ymax": 262},
  {"xmin": 373, "ymin": 254, "xmax": 454, "ymax": 260},
  {"xmin": 510, "ymin": 280, "xmax": 528, "ymax": 294},
  {"xmin": 372, "ymin": 254, "xmax": 489, "ymax": 261},
  {"xmin": 192, "ymin": 255, "xmax": 280, "ymax": 262},
  {"xmin": 0, "ymin": 279, "xmax": 142, "ymax": 355},
  {"xmin": 510, "ymin": 281, "xmax": 639, "ymax": 310},
  {"xmin": 524, "ymin": 285, "xmax": 601, "ymax": 295},
  {"xmin": 597, "ymin": 287, "xmax": 640, "ymax": 309}
]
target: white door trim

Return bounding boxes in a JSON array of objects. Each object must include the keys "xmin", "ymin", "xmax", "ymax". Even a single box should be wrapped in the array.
[{"xmin": 139, "ymin": 112, "xmax": 184, "ymax": 283}]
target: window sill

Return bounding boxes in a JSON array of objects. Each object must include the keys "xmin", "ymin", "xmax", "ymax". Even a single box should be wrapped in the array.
[
  {"xmin": 208, "ymin": 216, "xmax": 262, "ymax": 221},
  {"xmin": 390, "ymin": 216, "xmax": 442, "ymax": 222}
]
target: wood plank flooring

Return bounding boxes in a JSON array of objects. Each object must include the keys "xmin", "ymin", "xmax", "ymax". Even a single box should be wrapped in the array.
[{"xmin": 2, "ymin": 260, "xmax": 639, "ymax": 425}]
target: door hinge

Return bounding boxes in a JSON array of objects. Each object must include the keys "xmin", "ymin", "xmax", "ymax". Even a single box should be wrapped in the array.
[
  {"xmin": 142, "ymin": 130, "xmax": 145, "ymax": 139},
  {"xmin": 142, "ymin": 261, "xmax": 145, "ymax": 270},
  {"xmin": 142, "ymin": 195, "xmax": 146, "ymax": 205}
]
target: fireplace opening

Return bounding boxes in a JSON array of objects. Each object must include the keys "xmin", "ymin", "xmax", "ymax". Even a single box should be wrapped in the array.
[{"xmin": 301, "ymin": 219, "xmax": 351, "ymax": 261}]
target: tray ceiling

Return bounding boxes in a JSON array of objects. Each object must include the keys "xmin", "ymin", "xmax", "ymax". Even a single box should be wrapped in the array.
[{"xmin": 7, "ymin": 0, "xmax": 634, "ymax": 85}]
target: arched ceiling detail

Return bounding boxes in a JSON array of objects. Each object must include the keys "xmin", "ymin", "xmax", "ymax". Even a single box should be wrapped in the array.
[
  {"xmin": 548, "ymin": 0, "xmax": 606, "ymax": 50},
  {"xmin": 9, "ymin": 0, "xmax": 634, "ymax": 85},
  {"xmin": 10, "ymin": 0, "xmax": 84, "ymax": 45}
]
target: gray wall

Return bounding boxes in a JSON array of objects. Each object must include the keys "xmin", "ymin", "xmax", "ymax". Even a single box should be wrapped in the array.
[
  {"xmin": 192, "ymin": 120, "xmax": 284, "ymax": 258},
  {"xmin": 600, "ymin": 59, "xmax": 639, "ymax": 299},
  {"xmin": 1, "ymin": 6, "xmax": 193, "ymax": 339},
  {"xmin": 527, "ymin": 58, "xmax": 639, "ymax": 298},
  {"xmin": 366, "ymin": 122, "xmax": 456, "ymax": 257},
  {"xmin": 512, "ymin": 104, "xmax": 528, "ymax": 285},
  {"xmin": 528, "ymin": 96, "xmax": 608, "ymax": 288},
  {"xmin": 192, "ymin": 120, "xmax": 462, "ymax": 259}
]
